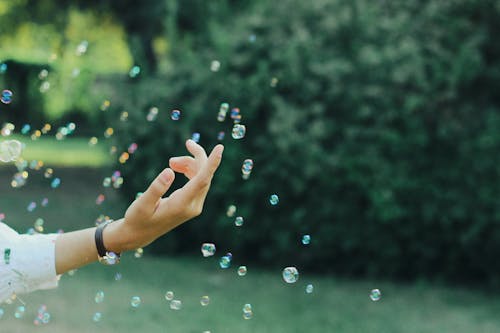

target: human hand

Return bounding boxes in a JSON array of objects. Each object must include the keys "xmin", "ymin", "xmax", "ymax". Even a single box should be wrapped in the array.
[{"xmin": 110, "ymin": 140, "xmax": 224, "ymax": 251}]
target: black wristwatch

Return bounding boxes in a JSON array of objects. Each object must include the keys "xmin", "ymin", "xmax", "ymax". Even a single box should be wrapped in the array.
[{"xmin": 95, "ymin": 220, "xmax": 121, "ymax": 265}]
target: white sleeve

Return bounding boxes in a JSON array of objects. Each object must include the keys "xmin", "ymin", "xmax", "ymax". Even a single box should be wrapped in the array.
[{"xmin": 0, "ymin": 222, "xmax": 59, "ymax": 303}]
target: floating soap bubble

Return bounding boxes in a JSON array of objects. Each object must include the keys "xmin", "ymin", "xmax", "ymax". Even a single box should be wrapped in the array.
[
  {"xmin": 15, "ymin": 305, "xmax": 25, "ymax": 319},
  {"xmin": 200, "ymin": 296, "xmax": 210, "ymax": 306},
  {"xmin": 269, "ymin": 194, "xmax": 279, "ymax": 205},
  {"xmin": 1, "ymin": 123, "xmax": 14, "ymax": 136},
  {"xmin": 237, "ymin": 266, "xmax": 247, "ymax": 276},
  {"xmin": 201, "ymin": 243, "xmax": 216, "ymax": 257},
  {"xmin": 104, "ymin": 127, "xmax": 114, "ymax": 138},
  {"xmin": 51, "ymin": 178, "xmax": 61, "ymax": 189},
  {"xmin": 241, "ymin": 159, "xmax": 254, "ymax": 178},
  {"xmin": 226, "ymin": 205, "xmax": 236, "ymax": 217},
  {"xmin": 72, "ymin": 68, "xmax": 80, "ymax": 77},
  {"xmin": 128, "ymin": 143, "xmax": 138, "ymax": 154},
  {"xmin": 11, "ymin": 171, "xmax": 28, "ymax": 188},
  {"xmin": 1, "ymin": 89, "xmax": 13, "ymax": 104},
  {"xmin": 34, "ymin": 218, "xmax": 44, "ymax": 232},
  {"xmin": 0, "ymin": 140, "xmax": 23, "ymax": 162},
  {"xmin": 217, "ymin": 131, "xmax": 225, "ymax": 141},
  {"xmin": 306, "ymin": 284, "xmax": 314, "ymax": 294},
  {"xmin": 165, "ymin": 291, "xmax": 174, "ymax": 301},
  {"xmin": 282, "ymin": 267, "xmax": 299, "ymax": 284},
  {"xmin": 44, "ymin": 168, "xmax": 53, "ymax": 179},
  {"xmin": 129, "ymin": 65, "xmax": 141, "ymax": 78},
  {"xmin": 147, "ymin": 107, "xmax": 158, "ymax": 121},
  {"xmin": 302, "ymin": 234, "xmax": 311, "ymax": 245},
  {"xmin": 230, "ymin": 108, "xmax": 242, "ymax": 123},
  {"xmin": 0, "ymin": 308, "xmax": 4, "ymax": 318},
  {"xmin": 103, "ymin": 177, "xmax": 111, "ymax": 187},
  {"xmin": 370, "ymin": 289, "xmax": 381, "ymax": 301},
  {"xmin": 134, "ymin": 248, "xmax": 144, "ymax": 258},
  {"xmin": 101, "ymin": 100, "xmax": 111, "ymax": 111},
  {"xmin": 38, "ymin": 69, "xmax": 49, "ymax": 80},
  {"xmin": 41, "ymin": 123, "xmax": 51, "ymax": 134},
  {"xmin": 114, "ymin": 273, "xmax": 122, "ymax": 281},
  {"xmin": 33, "ymin": 305, "xmax": 51, "ymax": 326},
  {"xmin": 0, "ymin": 63, "xmax": 7, "ymax": 73},
  {"xmin": 218, "ymin": 103, "xmax": 229, "ymax": 122},
  {"xmin": 41, "ymin": 198, "xmax": 49, "ymax": 207},
  {"xmin": 219, "ymin": 254, "xmax": 232, "ymax": 269},
  {"xmin": 234, "ymin": 216, "xmax": 244, "ymax": 227},
  {"xmin": 119, "ymin": 152, "xmax": 129, "ymax": 164},
  {"xmin": 39, "ymin": 81, "xmax": 50, "ymax": 93},
  {"xmin": 21, "ymin": 124, "xmax": 31, "ymax": 135},
  {"xmin": 95, "ymin": 291, "xmax": 104, "ymax": 303},
  {"xmin": 191, "ymin": 132, "xmax": 201, "ymax": 143},
  {"xmin": 96, "ymin": 194, "xmax": 105, "ymax": 205},
  {"xmin": 170, "ymin": 300, "xmax": 182, "ymax": 310},
  {"xmin": 270, "ymin": 77, "xmax": 279, "ymax": 87},
  {"xmin": 130, "ymin": 296, "xmax": 142, "ymax": 307},
  {"xmin": 242, "ymin": 303, "xmax": 253, "ymax": 320},
  {"xmin": 210, "ymin": 60, "xmax": 221, "ymax": 72},
  {"xmin": 171, "ymin": 109, "xmax": 181, "ymax": 121},
  {"xmin": 232, "ymin": 124, "xmax": 246, "ymax": 139},
  {"xmin": 89, "ymin": 137, "xmax": 98, "ymax": 146},
  {"xmin": 135, "ymin": 192, "xmax": 143, "ymax": 199},
  {"xmin": 120, "ymin": 111, "xmax": 129, "ymax": 121},
  {"xmin": 27, "ymin": 202, "xmax": 37, "ymax": 212},
  {"xmin": 92, "ymin": 312, "xmax": 102, "ymax": 322},
  {"xmin": 76, "ymin": 40, "xmax": 88, "ymax": 56}
]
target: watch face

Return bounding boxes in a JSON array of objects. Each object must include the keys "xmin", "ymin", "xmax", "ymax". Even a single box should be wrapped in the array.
[{"xmin": 99, "ymin": 251, "xmax": 120, "ymax": 265}]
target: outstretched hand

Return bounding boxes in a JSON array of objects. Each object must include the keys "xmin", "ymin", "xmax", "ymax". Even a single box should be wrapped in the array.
[{"xmin": 119, "ymin": 140, "xmax": 224, "ymax": 250}]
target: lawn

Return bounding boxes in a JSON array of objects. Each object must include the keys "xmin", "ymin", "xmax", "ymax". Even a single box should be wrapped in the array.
[{"xmin": 1, "ymin": 141, "xmax": 500, "ymax": 332}]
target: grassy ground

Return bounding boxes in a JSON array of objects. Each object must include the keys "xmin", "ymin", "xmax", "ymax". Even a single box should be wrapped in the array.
[{"xmin": 1, "ymin": 143, "xmax": 500, "ymax": 332}]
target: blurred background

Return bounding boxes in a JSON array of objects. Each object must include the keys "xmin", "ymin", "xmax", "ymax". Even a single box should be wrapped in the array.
[{"xmin": 1, "ymin": 0, "xmax": 500, "ymax": 332}]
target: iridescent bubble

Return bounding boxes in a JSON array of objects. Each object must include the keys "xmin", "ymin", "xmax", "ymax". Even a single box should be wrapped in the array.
[
  {"xmin": 134, "ymin": 248, "xmax": 144, "ymax": 258},
  {"xmin": 1, "ymin": 89, "xmax": 13, "ymax": 104},
  {"xmin": 302, "ymin": 234, "xmax": 311, "ymax": 245},
  {"xmin": 101, "ymin": 100, "xmax": 111, "ymax": 111},
  {"xmin": 217, "ymin": 103, "xmax": 229, "ymax": 122},
  {"xmin": 95, "ymin": 291, "xmax": 104, "ymax": 303},
  {"xmin": 230, "ymin": 108, "xmax": 242, "ymax": 123},
  {"xmin": 120, "ymin": 111, "xmax": 128, "ymax": 121},
  {"xmin": 306, "ymin": 284, "xmax": 314, "ymax": 294},
  {"xmin": 0, "ymin": 140, "xmax": 23, "ymax": 162},
  {"xmin": 192, "ymin": 132, "xmax": 200, "ymax": 143},
  {"xmin": 76, "ymin": 40, "xmax": 88, "ymax": 56},
  {"xmin": 41, "ymin": 198, "xmax": 49, "ymax": 207},
  {"xmin": 210, "ymin": 60, "xmax": 221, "ymax": 72},
  {"xmin": 0, "ymin": 308, "xmax": 4, "ymax": 318},
  {"xmin": 119, "ymin": 152, "xmax": 129, "ymax": 164},
  {"xmin": 249, "ymin": 34, "xmax": 256, "ymax": 43},
  {"xmin": 219, "ymin": 255, "xmax": 231, "ymax": 269},
  {"xmin": 237, "ymin": 266, "xmax": 247, "ymax": 276},
  {"xmin": 96, "ymin": 194, "xmax": 105, "ymax": 205},
  {"xmin": 38, "ymin": 69, "xmax": 49, "ymax": 80},
  {"xmin": 370, "ymin": 289, "xmax": 381, "ymax": 301},
  {"xmin": 128, "ymin": 143, "xmax": 138, "ymax": 154},
  {"xmin": 39, "ymin": 81, "xmax": 50, "ymax": 93},
  {"xmin": 270, "ymin": 77, "xmax": 279, "ymax": 87},
  {"xmin": 34, "ymin": 218, "xmax": 44, "ymax": 232},
  {"xmin": 114, "ymin": 273, "xmax": 122, "ymax": 281},
  {"xmin": 201, "ymin": 243, "xmax": 216, "ymax": 257},
  {"xmin": 130, "ymin": 296, "xmax": 142, "ymax": 307},
  {"xmin": 231, "ymin": 124, "xmax": 246, "ymax": 139},
  {"xmin": 21, "ymin": 124, "xmax": 31, "ymax": 135},
  {"xmin": 243, "ymin": 311, "xmax": 253, "ymax": 320},
  {"xmin": 15, "ymin": 305, "xmax": 25, "ymax": 319},
  {"xmin": 51, "ymin": 178, "xmax": 61, "ymax": 189},
  {"xmin": 44, "ymin": 168, "xmax": 53, "ymax": 178},
  {"xmin": 200, "ymin": 296, "xmax": 210, "ymax": 306},
  {"xmin": 226, "ymin": 205, "xmax": 236, "ymax": 217},
  {"xmin": 11, "ymin": 172, "xmax": 28, "ymax": 188},
  {"xmin": 165, "ymin": 291, "xmax": 174, "ymax": 301},
  {"xmin": 234, "ymin": 216, "xmax": 244, "ymax": 227},
  {"xmin": 0, "ymin": 62, "xmax": 7, "ymax": 73},
  {"xmin": 217, "ymin": 131, "xmax": 225, "ymax": 141},
  {"xmin": 171, "ymin": 109, "xmax": 181, "ymax": 121},
  {"xmin": 282, "ymin": 267, "xmax": 299, "ymax": 284},
  {"xmin": 170, "ymin": 300, "xmax": 182, "ymax": 310},
  {"xmin": 89, "ymin": 137, "xmax": 98, "ymax": 146},
  {"xmin": 241, "ymin": 159, "xmax": 254, "ymax": 177},
  {"xmin": 92, "ymin": 312, "xmax": 102, "ymax": 322},
  {"xmin": 135, "ymin": 192, "xmax": 143, "ymax": 199},
  {"xmin": 1, "ymin": 122, "xmax": 15, "ymax": 136},
  {"xmin": 269, "ymin": 194, "xmax": 279, "ymax": 205},
  {"xmin": 27, "ymin": 202, "xmax": 37, "ymax": 212},
  {"xmin": 147, "ymin": 107, "xmax": 158, "ymax": 121},
  {"xmin": 129, "ymin": 65, "xmax": 141, "ymax": 78},
  {"xmin": 104, "ymin": 127, "xmax": 114, "ymax": 138},
  {"xmin": 103, "ymin": 177, "xmax": 111, "ymax": 187}
]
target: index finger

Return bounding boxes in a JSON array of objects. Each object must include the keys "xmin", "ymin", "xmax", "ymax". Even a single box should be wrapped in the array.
[{"xmin": 186, "ymin": 139, "xmax": 207, "ymax": 161}]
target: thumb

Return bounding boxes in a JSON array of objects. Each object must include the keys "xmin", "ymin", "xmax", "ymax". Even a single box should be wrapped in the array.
[{"xmin": 138, "ymin": 168, "xmax": 175, "ymax": 212}]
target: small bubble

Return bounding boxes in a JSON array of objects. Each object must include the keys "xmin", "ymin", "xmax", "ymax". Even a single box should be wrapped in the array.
[
  {"xmin": 170, "ymin": 299, "xmax": 182, "ymax": 310},
  {"xmin": 96, "ymin": 194, "xmax": 105, "ymax": 205},
  {"xmin": 231, "ymin": 124, "xmax": 246, "ymax": 139},
  {"xmin": 306, "ymin": 284, "xmax": 314, "ymax": 294},
  {"xmin": 51, "ymin": 178, "xmax": 61, "ymax": 189},
  {"xmin": 217, "ymin": 103, "xmax": 229, "ymax": 122},
  {"xmin": 134, "ymin": 248, "xmax": 144, "ymax": 258},
  {"xmin": 282, "ymin": 267, "xmax": 299, "ymax": 284},
  {"xmin": 242, "ymin": 303, "xmax": 253, "ymax": 320},
  {"xmin": 95, "ymin": 291, "xmax": 104, "ymax": 303},
  {"xmin": 103, "ymin": 177, "xmax": 111, "ymax": 187},
  {"xmin": 234, "ymin": 216, "xmax": 244, "ymax": 227},
  {"xmin": 171, "ymin": 109, "xmax": 181, "ymax": 121},
  {"xmin": 0, "ymin": 63, "xmax": 7, "ymax": 73},
  {"xmin": 165, "ymin": 291, "xmax": 174, "ymax": 301},
  {"xmin": 269, "ymin": 194, "xmax": 279, "ymax": 205},
  {"xmin": 191, "ymin": 132, "xmax": 200, "ymax": 143},
  {"xmin": 217, "ymin": 131, "xmax": 225, "ymax": 140},
  {"xmin": 44, "ymin": 168, "xmax": 53, "ymax": 178},
  {"xmin": 104, "ymin": 127, "xmax": 114, "ymax": 138},
  {"xmin": 114, "ymin": 273, "xmax": 122, "ymax": 281},
  {"xmin": 370, "ymin": 289, "xmax": 381, "ymax": 301},
  {"xmin": 129, "ymin": 65, "xmax": 141, "ymax": 78},
  {"xmin": 15, "ymin": 306, "xmax": 25, "ymax": 319},
  {"xmin": 130, "ymin": 296, "xmax": 142, "ymax": 307},
  {"xmin": 302, "ymin": 234, "xmax": 311, "ymax": 245},
  {"xmin": 237, "ymin": 266, "xmax": 247, "ymax": 276},
  {"xmin": 41, "ymin": 198, "xmax": 49, "ymax": 207},
  {"xmin": 92, "ymin": 312, "xmax": 102, "ymax": 322},
  {"xmin": 21, "ymin": 124, "xmax": 31, "ymax": 135},
  {"xmin": 89, "ymin": 137, "xmax": 98, "ymax": 146},
  {"xmin": 201, "ymin": 243, "xmax": 216, "ymax": 257},
  {"xmin": 0, "ymin": 140, "xmax": 23, "ymax": 162},
  {"xmin": 270, "ymin": 77, "xmax": 279, "ymax": 87},
  {"xmin": 120, "ymin": 111, "xmax": 129, "ymax": 121},
  {"xmin": 226, "ymin": 205, "xmax": 236, "ymax": 217},
  {"xmin": 210, "ymin": 60, "xmax": 221, "ymax": 72},
  {"xmin": 146, "ymin": 107, "xmax": 158, "ymax": 121},
  {"xmin": 219, "ymin": 255, "xmax": 231, "ymax": 269},
  {"xmin": 200, "ymin": 296, "xmax": 210, "ymax": 306},
  {"xmin": 34, "ymin": 218, "xmax": 44, "ymax": 232},
  {"xmin": 128, "ymin": 143, "xmax": 138, "ymax": 154},
  {"xmin": 76, "ymin": 40, "xmax": 88, "ymax": 56},
  {"xmin": 1, "ymin": 89, "xmax": 13, "ymax": 104},
  {"xmin": 27, "ymin": 201, "xmax": 37, "ymax": 212}
]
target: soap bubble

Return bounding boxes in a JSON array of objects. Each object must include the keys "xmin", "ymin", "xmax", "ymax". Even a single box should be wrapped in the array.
[
  {"xmin": 234, "ymin": 216, "xmax": 244, "ymax": 227},
  {"xmin": 237, "ymin": 266, "xmax": 247, "ymax": 276},
  {"xmin": 0, "ymin": 140, "xmax": 23, "ymax": 162},
  {"xmin": 306, "ymin": 284, "xmax": 314, "ymax": 294},
  {"xmin": 170, "ymin": 300, "xmax": 182, "ymax": 310},
  {"xmin": 217, "ymin": 131, "xmax": 225, "ymax": 140},
  {"xmin": 269, "ymin": 194, "xmax": 279, "ymax": 205},
  {"xmin": 201, "ymin": 243, "xmax": 216, "ymax": 257},
  {"xmin": 92, "ymin": 312, "xmax": 102, "ymax": 322},
  {"xmin": 171, "ymin": 109, "xmax": 181, "ymax": 120},
  {"xmin": 130, "ymin": 296, "xmax": 142, "ymax": 307},
  {"xmin": 217, "ymin": 103, "xmax": 229, "ymax": 122},
  {"xmin": 15, "ymin": 305, "xmax": 25, "ymax": 319},
  {"xmin": 242, "ymin": 304, "xmax": 253, "ymax": 320},
  {"xmin": 231, "ymin": 124, "xmax": 246, "ymax": 139},
  {"xmin": 1, "ymin": 89, "xmax": 13, "ymax": 104},
  {"xmin": 191, "ymin": 132, "xmax": 201, "ymax": 143},
  {"xmin": 226, "ymin": 205, "xmax": 237, "ymax": 217},
  {"xmin": 27, "ymin": 202, "xmax": 37, "ymax": 212},
  {"xmin": 21, "ymin": 124, "xmax": 31, "ymax": 135},
  {"xmin": 129, "ymin": 65, "xmax": 141, "ymax": 78},
  {"xmin": 302, "ymin": 234, "xmax": 311, "ymax": 245},
  {"xmin": 370, "ymin": 289, "xmax": 381, "ymax": 301},
  {"xmin": 76, "ymin": 40, "xmax": 88, "ymax": 56},
  {"xmin": 134, "ymin": 248, "xmax": 144, "ymax": 258},
  {"xmin": 34, "ymin": 218, "xmax": 44, "ymax": 232},
  {"xmin": 219, "ymin": 254, "xmax": 232, "ymax": 269},
  {"xmin": 200, "ymin": 296, "xmax": 210, "ymax": 306},
  {"xmin": 51, "ymin": 178, "xmax": 61, "ymax": 189},
  {"xmin": 165, "ymin": 291, "xmax": 174, "ymax": 301},
  {"xmin": 95, "ymin": 291, "xmax": 104, "ymax": 303},
  {"xmin": 210, "ymin": 60, "xmax": 221, "ymax": 72},
  {"xmin": 146, "ymin": 107, "xmax": 158, "ymax": 121},
  {"xmin": 282, "ymin": 267, "xmax": 299, "ymax": 284}
]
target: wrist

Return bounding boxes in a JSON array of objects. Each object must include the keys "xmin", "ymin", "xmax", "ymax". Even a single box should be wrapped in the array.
[{"xmin": 102, "ymin": 218, "xmax": 133, "ymax": 253}]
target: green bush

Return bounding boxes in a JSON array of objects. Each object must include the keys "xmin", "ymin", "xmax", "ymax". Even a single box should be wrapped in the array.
[{"xmin": 109, "ymin": 0, "xmax": 500, "ymax": 284}]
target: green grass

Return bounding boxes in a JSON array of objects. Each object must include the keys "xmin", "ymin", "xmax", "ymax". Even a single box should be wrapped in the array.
[
  {"xmin": 1, "ymin": 158, "xmax": 500, "ymax": 332},
  {"xmin": 3, "ymin": 135, "xmax": 111, "ymax": 167}
]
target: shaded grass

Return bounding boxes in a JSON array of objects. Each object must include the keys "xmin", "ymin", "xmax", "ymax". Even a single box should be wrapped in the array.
[
  {"xmin": 2, "ymin": 135, "xmax": 111, "ymax": 167},
  {"xmin": 1, "ymin": 166, "xmax": 500, "ymax": 332}
]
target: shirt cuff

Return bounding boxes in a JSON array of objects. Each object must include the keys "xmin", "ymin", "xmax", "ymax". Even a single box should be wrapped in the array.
[{"xmin": 10, "ymin": 233, "xmax": 59, "ymax": 294}]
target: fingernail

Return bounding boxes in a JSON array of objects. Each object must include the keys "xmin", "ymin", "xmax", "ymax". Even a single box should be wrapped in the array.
[{"xmin": 160, "ymin": 169, "xmax": 172, "ymax": 184}]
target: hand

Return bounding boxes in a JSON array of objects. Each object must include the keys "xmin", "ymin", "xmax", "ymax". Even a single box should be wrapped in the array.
[{"xmin": 110, "ymin": 140, "xmax": 224, "ymax": 251}]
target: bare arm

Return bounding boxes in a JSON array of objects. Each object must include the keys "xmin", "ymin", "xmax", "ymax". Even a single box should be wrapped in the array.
[{"xmin": 55, "ymin": 140, "xmax": 224, "ymax": 274}]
